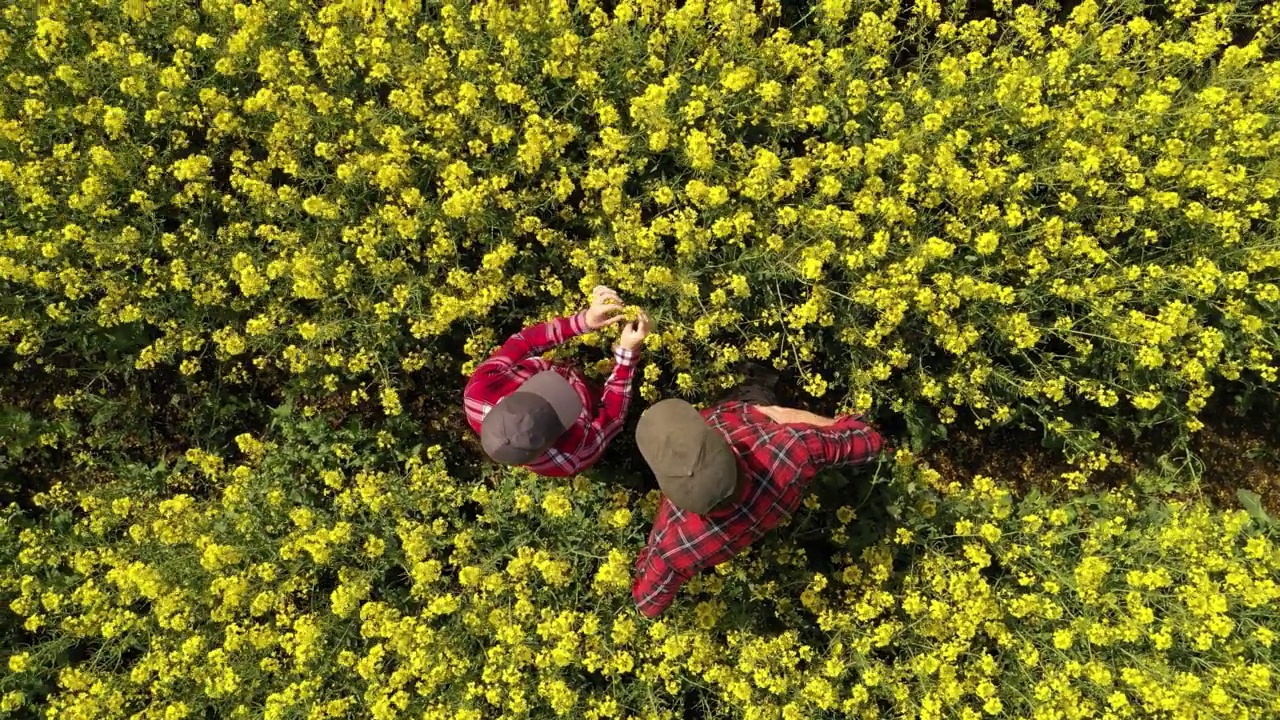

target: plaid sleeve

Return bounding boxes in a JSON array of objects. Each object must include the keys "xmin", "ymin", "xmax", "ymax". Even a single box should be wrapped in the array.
[
  {"xmin": 528, "ymin": 347, "xmax": 637, "ymax": 476},
  {"xmin": 472, "ymin": 311, "xmax": 589, "ymax": 374},
  {"xmin": 580, "ymin": 345, "xmax": 638, "ymax": 451},
  {"xmin": 795, "ymin": 416, "xmax": 883, "ymax": 470},
  {"xmin": 632, "ymin": 544, "xmax": 684, "ymax": 618}
]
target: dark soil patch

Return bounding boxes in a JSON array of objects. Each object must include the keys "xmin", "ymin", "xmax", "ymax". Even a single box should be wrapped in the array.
[
  {"xmin": 924, "ymin": 424, "xmax": 1080, "ymax": 496},
  {"xmin": 1194, "ymin": 423, "xmax": 1280, "ymax": 515},
  {"xmin": 919, "ymin": 401, "xmax": 1280, "ymax": 513}
]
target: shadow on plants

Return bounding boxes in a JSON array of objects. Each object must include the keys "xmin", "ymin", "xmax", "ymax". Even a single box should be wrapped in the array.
[
  {"xmin": 0, "ymin": 463, "xmax": 53, "ymax": 516},
  {"xmin": 373, "ymin": 563, "xmax": 415, "ymax": 605},
  {"xmin": 681, "ymin": 687, "xmax": 724, "ymax": 720},
  {"xmin": 796, "ymin": 466, "xmax": 898, "ymax": 575}
]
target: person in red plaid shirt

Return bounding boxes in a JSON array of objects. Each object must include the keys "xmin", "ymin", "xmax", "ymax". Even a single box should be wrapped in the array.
[
  {"xmin": 464, "ymin": 286, "xmax": 652, "ymax": 477},
  {"xmin": 631, "ymin": 366, "xmax": 883, "ymax": 617}
]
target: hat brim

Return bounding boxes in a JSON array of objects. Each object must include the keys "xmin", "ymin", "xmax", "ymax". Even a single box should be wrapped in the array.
[
  {"xmin": 518, "ymin": 370, "xmax": 584, "ymax": 429},
  {"xmin": 481, "ymin": 389, "xmax": 566, "ymax": 465}
]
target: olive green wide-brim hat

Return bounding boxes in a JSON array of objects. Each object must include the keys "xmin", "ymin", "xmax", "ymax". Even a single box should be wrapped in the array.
[{"xmin": 635, "ymin": 399, "xmax": 738, "ymax": 515}]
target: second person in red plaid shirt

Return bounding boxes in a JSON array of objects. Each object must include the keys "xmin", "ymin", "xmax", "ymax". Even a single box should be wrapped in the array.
[
  {"xmin": 464, "ymin": 286, "xmax": 652, "ymax": 477},
  {"xmin": 631, "ymin": 365, "xmax": 884, "ymax": 617}
]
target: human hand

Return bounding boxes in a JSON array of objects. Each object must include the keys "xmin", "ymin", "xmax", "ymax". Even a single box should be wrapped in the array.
[
  {"xmin": 585, "ymin": 285, "xmax": 627, "ymax": 330},
  {"xmin": 617, "ymin": 310, "xmax": 652, "ymax": 351}
]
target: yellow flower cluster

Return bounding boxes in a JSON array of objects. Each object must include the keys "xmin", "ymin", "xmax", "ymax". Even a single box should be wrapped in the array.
[
  {"xmin": 0, "ymin": 0, "xmax": 1276, "ymax": 455},
  {"xmin": 3, "ymin": 417, "xmax": 1278, "ymax": 720},
  {"xmin": 2, "ymin": 1, "xmax": 1280, "ymax": 719}
]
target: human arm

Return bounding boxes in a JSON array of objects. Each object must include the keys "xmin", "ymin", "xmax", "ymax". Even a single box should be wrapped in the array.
[
  {"xmin": 631, "ymin": 501, "xmax": 694, "ymax": 618},
  {"xmin": 470, "ymin": 287, "xmax": 626, "ymax": 378},
  {"xmin": 756, "ymin": 405, "xmax": 845, "ymax": 427},
  {"xmin": 545, "ymin": 346, "xmax": 639, "ymax": 475},
  {"xmin": 632, "ymin": 543, "xmax": 686, "ymax": 619},
  {"xmin": 539, "ymin": 308, "xmax": 650, "ymax": 473},
  {"xmin": 786, "ymin": 414, "xmax": 883, "ymax": 470},
  {"xmin": 471, "ymin": 313, "xmax": 589, "ymax": 378},
  {"xmin": 461, "ymin": 315, "xmax": 585, "ymax": 434}
]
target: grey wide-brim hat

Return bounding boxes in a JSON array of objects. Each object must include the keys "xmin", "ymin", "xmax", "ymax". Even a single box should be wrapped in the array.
[
  {"xmin": 480, "ymin": 370, "xmax": 584, "ymax": 464},
  {"xmin": 635, "ymin": 399, "xmax": 738, "ymax": 514}
]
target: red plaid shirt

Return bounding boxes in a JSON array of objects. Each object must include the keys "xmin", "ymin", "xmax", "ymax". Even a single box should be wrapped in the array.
[
  {"xmin": 632, "ymin": 401, "xmax": 883, "ymax": 617},
  {"xmin": 464, "ymin": 311, "xmax": 637, "ymax": 477}
]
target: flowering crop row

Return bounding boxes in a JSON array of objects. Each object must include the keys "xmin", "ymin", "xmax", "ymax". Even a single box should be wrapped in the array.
[
  {"xmin": 3, "ymin": 2, "xmax": 1280, "ymax": 719},
  {"xmin": 2, "ymin": 413, "xmax": 1277, "ymax": 720},
  {"xmin": 1, "ymin": 0, "xmax": 1278, "ymax": 455}
]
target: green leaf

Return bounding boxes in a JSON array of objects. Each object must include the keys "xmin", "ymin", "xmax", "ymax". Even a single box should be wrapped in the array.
[
  {"xmin": 904, "ymin": 400, "xmax": 945, "ymax": 453},
  {"xmin": 1236, "ymin": 489, "xmax": 1273, "ymax": 525}
]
